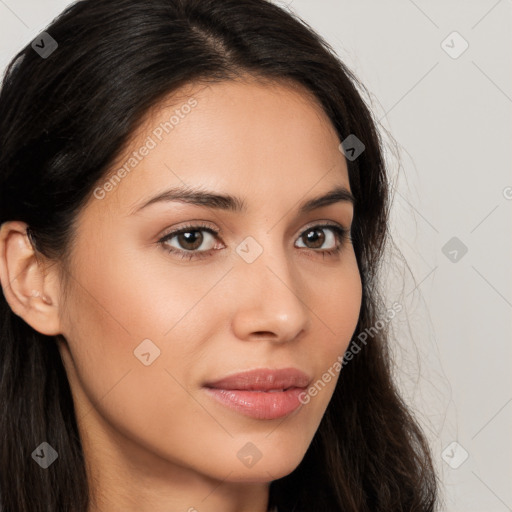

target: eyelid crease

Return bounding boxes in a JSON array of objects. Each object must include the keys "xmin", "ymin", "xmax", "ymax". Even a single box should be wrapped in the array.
[
  {"xmin": 157, "ymin": 218, "xmax": 351, "ymax": 242},
  {"xmin": 156, "ymin": 220, "xmax": 352, "ymax": 261}
]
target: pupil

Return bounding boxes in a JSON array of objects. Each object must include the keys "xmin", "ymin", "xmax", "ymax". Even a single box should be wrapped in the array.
[
  {"xmin": 179, "ymin": 231, "xmax": 202, "ymax": 250},
  {"xmin": 306, "ymin": 228, "xmax": 324, "ymax": 249}
]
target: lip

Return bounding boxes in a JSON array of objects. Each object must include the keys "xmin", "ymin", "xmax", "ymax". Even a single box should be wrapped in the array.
[{"xmin": 203, "ymin": 368, "xmax": 311, "ymax": 420}]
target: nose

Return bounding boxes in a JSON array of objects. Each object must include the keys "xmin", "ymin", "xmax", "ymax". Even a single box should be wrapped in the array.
[{"xmin": 230, "ymin": 243, "xmax": 310, "ymax": 343}]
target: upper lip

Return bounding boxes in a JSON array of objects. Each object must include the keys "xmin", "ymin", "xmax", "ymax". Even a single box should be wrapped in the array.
[{"xmin": 203, "ymin": 367, "xmax": 312, "ymax": 391}]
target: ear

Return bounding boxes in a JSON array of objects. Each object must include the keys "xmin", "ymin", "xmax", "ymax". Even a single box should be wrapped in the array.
[{"xmin": 0, "ymin": 221, "xmax": 62, "ymax": 336}]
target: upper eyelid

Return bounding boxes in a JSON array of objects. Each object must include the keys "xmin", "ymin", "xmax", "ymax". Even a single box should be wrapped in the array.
[
  {"xmin": 162, "ymin": 219, "xmax": 351, "ymax": 236},
  {"xmin": 158, "ymin": 221, "xmax": 349, "ymax": 245}
]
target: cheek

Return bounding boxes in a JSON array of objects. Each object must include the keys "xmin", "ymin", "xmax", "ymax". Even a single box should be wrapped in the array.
[
  {"xmin": 58, "ymin": 256, "xmax": 224, "ymax": 468},
  {"xmin": 300, "ymin": 254, "xmax": 362, "ymax": 407},
  {"xmin": 59, "ymin": 240, "xmax": 225, "ymax": 407},
  {"xmin": 57, "ymin": 234, "xmax": 363, "ymax": 480},
  {"xmin": 317, "ymin": 253, "xmax": 362, "ymax": 352}
]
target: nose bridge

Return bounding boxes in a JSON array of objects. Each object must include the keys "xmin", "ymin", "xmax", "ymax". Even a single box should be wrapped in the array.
[
  {"xmin": 230, "ymin": 231, "xmax": 309, "ymax": 339},
  {"xmin": 236, "ymin": 230, "xmax": 294, "ymax": 292}
]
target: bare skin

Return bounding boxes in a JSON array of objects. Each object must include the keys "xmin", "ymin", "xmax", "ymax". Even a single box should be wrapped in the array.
[{"xmin": 0, "ymin": 77, "xmax": 362, "ymax": 512}]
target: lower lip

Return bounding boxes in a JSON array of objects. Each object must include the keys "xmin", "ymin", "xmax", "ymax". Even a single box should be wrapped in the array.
[{"xmin": 203, "ymin": 387, "xmax": 306, "ymax": 420}]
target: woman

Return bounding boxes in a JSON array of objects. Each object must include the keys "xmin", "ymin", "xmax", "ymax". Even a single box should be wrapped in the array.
[{"xmin": 0, "ymin": 0, "xmax": 438, "ymax": 510}]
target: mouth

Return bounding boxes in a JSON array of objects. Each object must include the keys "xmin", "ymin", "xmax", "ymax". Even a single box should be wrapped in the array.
[{"xmin": 202, "ymin": 367, "xmax": 311, "ymax": 420}]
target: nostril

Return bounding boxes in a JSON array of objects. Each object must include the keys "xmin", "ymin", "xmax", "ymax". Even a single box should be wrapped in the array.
[{"xmin": 253, "ymin": 331, "xmax": 275, "ymax": 337}]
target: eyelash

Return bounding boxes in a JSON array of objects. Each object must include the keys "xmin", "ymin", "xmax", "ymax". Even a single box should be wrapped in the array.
[{"xmin": 157, "ymin": 221, "xmax": 352, "ymax": 261}]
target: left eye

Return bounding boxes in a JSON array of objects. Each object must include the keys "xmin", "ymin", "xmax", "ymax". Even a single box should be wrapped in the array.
[
  {"xmin": 161, "ymin": 227, "xmax": 218, "ymax": 254},
  {"xmin": 296, "ymin": 225, "xmax": 339, "ymax": 250},
  {"xmin": 158, "ymin": 223, "xmax": 350, "ymax": 261}
]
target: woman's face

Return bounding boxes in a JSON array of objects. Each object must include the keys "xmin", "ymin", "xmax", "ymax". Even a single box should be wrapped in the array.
[{"xmin": 56, "ymin": 78, "xmax": 362, "ymax": 491}]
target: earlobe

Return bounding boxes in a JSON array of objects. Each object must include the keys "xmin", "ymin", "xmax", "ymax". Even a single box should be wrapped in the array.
[{"xmin": 0, "ymin": 220, "xmax": 62, "ymax": 336}]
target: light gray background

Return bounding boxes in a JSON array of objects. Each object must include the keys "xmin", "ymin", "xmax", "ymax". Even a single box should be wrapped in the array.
[{"xmin": 1, "ymin": 1, "xmax": 511, "ymax": 511}]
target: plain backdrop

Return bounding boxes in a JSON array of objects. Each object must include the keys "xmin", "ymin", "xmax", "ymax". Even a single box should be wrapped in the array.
[{"xmin": 0, "ymin": 1, "xmax": 511, "ymax": 511}]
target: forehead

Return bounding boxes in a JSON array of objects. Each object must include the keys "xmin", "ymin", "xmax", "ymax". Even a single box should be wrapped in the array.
[{"xmin": 89, "ymin": 77, "xmax": 350, "ymax": 218}]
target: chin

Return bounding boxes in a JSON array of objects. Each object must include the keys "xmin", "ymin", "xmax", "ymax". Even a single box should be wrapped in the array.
[
  {"xmin": 215, "ymin": 445, "xmax": 308, "ymax": 483},
  {"xmin": 225, "ymin": 462, "xmax": 301, "ymax": 484}
]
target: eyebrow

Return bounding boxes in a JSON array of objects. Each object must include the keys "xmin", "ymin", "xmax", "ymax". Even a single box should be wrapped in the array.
[{"xmin": 131, "ymin": 184, "xmax": 355, "ymax": 215}]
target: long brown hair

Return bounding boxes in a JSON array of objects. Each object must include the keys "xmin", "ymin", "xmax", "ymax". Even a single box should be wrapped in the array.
[{"xmin": 0, "ymin": 0, "xmax": 438, "ymax": 510}]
